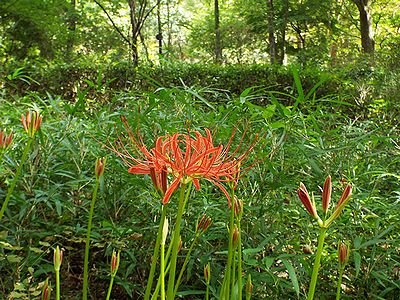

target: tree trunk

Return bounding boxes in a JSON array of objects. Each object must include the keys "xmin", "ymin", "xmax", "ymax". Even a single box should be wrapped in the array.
[
  {"xmin": 214, "ymin": 0, "xmax": 222, "ymax": 64},
  {"xmin": 157, "ymin": 0, "xmax": 163, "ymax": 55},
  {"xmin": 267, "ymin": 0, "xmax": 276, "ymax": 64},
  {"xmin": 352, "ymin": 0, "xmax": 375, "ymax": 53},
  {"xmin": 128, "ymin": 0, "xmax": 139, "ymax": 66},
  {"xmin": 66, "ymin": 0, "xmax": 77, "ymax": 60},
  {"xmin": 277, "ymin": 0, "xmax": 288, "ymax": 64}
]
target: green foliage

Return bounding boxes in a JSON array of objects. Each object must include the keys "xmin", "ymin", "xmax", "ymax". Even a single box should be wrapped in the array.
[{"xmin": 0, "ymin": 67, "xmax": 399, "ymax": 299}]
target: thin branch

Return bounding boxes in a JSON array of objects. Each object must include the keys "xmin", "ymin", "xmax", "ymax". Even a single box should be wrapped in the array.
[{"xmin": 92, "ymin": 0, "xmax": 132, "ymax": 47}]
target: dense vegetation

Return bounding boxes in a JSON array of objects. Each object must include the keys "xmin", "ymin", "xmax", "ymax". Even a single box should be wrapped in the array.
[{"xmin": 0, "ymin": 0, "xmax": 399, "ymax": 299}]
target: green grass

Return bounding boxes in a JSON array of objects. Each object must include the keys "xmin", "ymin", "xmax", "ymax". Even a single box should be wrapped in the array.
[{"xmin": 0, "ymin": 77, "xmax": 399, "ymax": 299}]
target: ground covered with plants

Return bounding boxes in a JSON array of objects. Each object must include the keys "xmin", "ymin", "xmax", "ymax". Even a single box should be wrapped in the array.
[{"xmin": 1, "ymin": 63, "xmax": 399, "ymax": 299}]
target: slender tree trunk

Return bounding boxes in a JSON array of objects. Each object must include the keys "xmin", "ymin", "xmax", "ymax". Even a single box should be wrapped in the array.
[
  {"xmin": 351, "ymin": 0, "xmax": 374, "ymax": 53},
  {"xmin": 166, "ymin": 0, "xmax": 172, "ymax": 50},
  {"xmin": 214, "ymin": 0, "xmax": 222, "ymax": 64},
  {"xmin": 267, "ymin": 0, "xmax": 276, "ymax": 64},
  {"xmin": 277, "ymin": 0, "xmax": 288, "ymax": 64},
  {"xmin": 157, "ymin": 0, "xmax": 163, "ymax": 55},
  {"xmin": 128, "ymin": 0, "xmax": 139, "ymax": 66},
  {"xmin": 66, "ymin": 0, "xmax": 77, "ymax": 60}
]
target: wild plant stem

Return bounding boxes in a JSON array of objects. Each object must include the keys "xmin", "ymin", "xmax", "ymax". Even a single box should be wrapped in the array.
[
  {"xmin": 161, "ymin": 243, "xmax": 166, "ymax": 300},
  {"xmin": 55, "ymin": 268, "xmax": 60, "ymax": 300},
  {"xmin": 105, "ymin": 275, "xmax": 115, "ymax": 300},
  {"xmin": 336, "ymin": 267, "xmax": 344, "ymax": 300},
  {"xmin": 237, "ymin": 221, "xmax": 243, "ymax": 299},
  {"xmin": 231, "ymin": 250, "xmax": 236, "ymax": 299},
  {"xmin": 173, "ymin": 234, "xmax": 199, "ymax": 295},
  {"xmin": 82, "ymin": 178, "xmax": 100, "ymax": 300},
  {"xmin": 166, "ymin": 183, "xmax": 187, "ymax": 299},
  {"xmin": 307, "ymin": 227, "xmax": 327, "ymax": 300},
  {"xmin": 0, "ymin": 138, "xmax": 32, "ymax": 221},
  {"xmin": 222, "ymin": 196, "xmax": 236, "ymax": 300},
  {"xmin": 144, "ymin": 205, "xmax": 167, "ymax": 300}
]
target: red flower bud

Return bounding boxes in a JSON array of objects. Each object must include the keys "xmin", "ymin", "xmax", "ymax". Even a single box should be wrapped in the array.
[
  {"xmin": 0, "ymin": 130, "xmax": 13, "ymax": 150},
  {"xmin": 95, "ymin": 157, "xmax": 106, "ymax": 179},
  {"xmin": 338, "ymin": 241, "xmax": 350, "ymax": 268},
  {"xmin": 111, "ymin": 249, "xmax": 120, "ymax": 276},
  {"xmin": 21, "ymin": 111, "xmax": 42, "ymax": 138},
  {"xmin": 297, "ymin": 183, "xmax": 319, "ymax": 219},
  {"xmin": 42, "ymin": 278, "xmax": 51, "ymax": 300},
  {"xmin": 322, "ymin": 175, "xmax": 332, "ymax": 214}
]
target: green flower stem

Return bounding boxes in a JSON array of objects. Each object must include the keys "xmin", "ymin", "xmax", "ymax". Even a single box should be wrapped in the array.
[
  {"xmin": 205, "ymin": 281, "xmax": 210, "ymax": 300},
  {"xmin": 82, "ymin": 178, "xmax": 100, "ymax": 300},
  {"xmin": 55, "ymin": 268, "xmax": 61, "ymax": 300},
  {"xmin": 173, "ymin": 233, "xmax": 200, "ymax": 295},
  {"xmin": 105, "ymin": 275, "xmax": 115, "ymax": 300},
  {"xmin": 336, "ymin": 267, "xmax": 344, "ymax": 300},
  {"xmin": 222, "ymin": 193, "xmax": 236, "ymax": 300},
  {"xmin": 166, "ymin": 182, "xmax": 187, "ymax": 299},
  {"xmin": 161, "ymin": 242, "xmax": 166, "ymax": 300},
  {"xmin": 151, "ymin": 261, "xmax": 171, "ymax": 300},
  {"xmin": 144, "ymin": 205, "xmax": 168, "ymax": 300},
  {"xmin": 237, "ymin": 221, "xmax": 243, "ymax": 299},
  {"xmin": 231, "ymin": 250, "xmax": 236, "ymax": 300},
  {"xmin": 307, "ymin": 227, "xmax": 327, "ymax": 300},
  {"xmin": 0, "ymin": 138, "xmax": 32, "ymax": 221}
]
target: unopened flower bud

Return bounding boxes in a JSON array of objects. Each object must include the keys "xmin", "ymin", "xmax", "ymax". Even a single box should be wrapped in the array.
[
  {"xmin": 178, "ymin": 238, "xmax": 183, "ymax": 253},
  {"xmin": 234, "ymin": 197, "xmax": 244, "ymax": 219},
  {"xmin": 196, "ymin": 214, "xmax": 212, "ymax": 234},
  {"xmin": 338, "ymin": 241, "xmax": 350, "ymax": 268},
  {"xmin": 246, "ymin": 274, "xmax": 253, "ymax": 300},
  {"xmin": 53, "ymin": 246, "xmax": 63, "ymax": 271},
  {"xmin": 95, "ymin": 157, "xmax": 106, "ymax": 180},
  {"xmin": 111, "ymin": 249, "xmax": 120, "ymax": 276},
  {"xmin": 322, "ymin": 175, "xmax": 332, "ymax": 214},
  {"xmin": 325, "ymin": 184, "xmax": 353, "ymax": 227},
  {"xmin": 161, "ymin": 218, "xmax": 169, "ymax": 246},
  {"xmin": 0, "ymin": 130, "xmax": 13, "ymax": 150},
  {"xmin": 336, "ymin": 184, "xmax": 352, "ymax": 209},
  {"xmin": 42, "ymin": 278, "xmax": 51, "ymax": 300},
  {"xmin": 204, "ymin": 262, "xmax": 211, "ymax": 284},
  {"xmin": 297, "ymin": 182, "xmax": 319, "ymax": 219},
  {"xmin": 21, "ymin": 111, "xmax": 42, "ymax": 138},
  {"xmin": 232, "ymin": 225, "xmax": 239, "ymax": 249}
]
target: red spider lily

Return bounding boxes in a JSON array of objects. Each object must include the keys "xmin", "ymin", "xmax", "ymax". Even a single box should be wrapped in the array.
[
  {"xmin": 152, "ymin": 128, "xmax": 257, "ymax": 205},
  {"xmin": 111, "ymin": 119, "xmax": 258, "ymax": 205}
]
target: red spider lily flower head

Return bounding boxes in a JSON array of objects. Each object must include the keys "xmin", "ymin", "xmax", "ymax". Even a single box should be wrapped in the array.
[
  {"xmin": 153, "ymin": 128, "xmax": 258, "ymax": 205},
  {"xmin": 109, "ymin": 116, "xmax": 169, "ymax": 199},
  {"xmin": 297, "ymin": 182, "xmax": 319, "ymax": 219},
  {"xmin": 21, "ymin": 111, "xmax": 42, "ymax": 138},
  {"xmin": 322, "ymin": 175, "xmax": 332, "ymax": 214},
  {"xmin": 110, "ymin": 117, "xmax": 258, "ymax": 205},
  {"xmin": 0, "ymin": 130, "xmax": 13, "ymax": 151}
]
